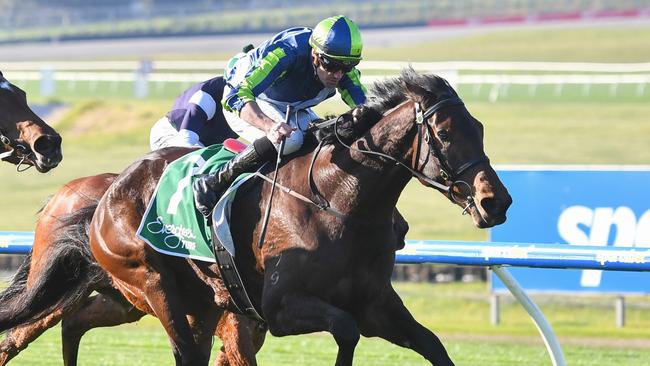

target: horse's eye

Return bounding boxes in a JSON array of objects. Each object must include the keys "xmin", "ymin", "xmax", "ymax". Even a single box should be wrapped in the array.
[{"xmin": 437, "ymin": 129, "xmax": 450, "ymax": 142}]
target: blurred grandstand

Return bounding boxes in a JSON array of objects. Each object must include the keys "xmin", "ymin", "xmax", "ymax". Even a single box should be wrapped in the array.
[{"xmin": 0, "ymin": 0, "xmax": 648, "ymax": 44}]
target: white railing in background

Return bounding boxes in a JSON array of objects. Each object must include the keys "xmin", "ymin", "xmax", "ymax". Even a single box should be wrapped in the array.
[
  {"xmin": 8, "ymin": 71, "xmax": 650, "ymax": 84},
  {"xmin": 3, "ymin": 61, "xmax": 649, "ymax": 101},
  {"xmin": 3, "ymin": 60, "xmax": 650, "ymax": 72},
  {"xmin": 8, "ymin": 71, "xmax": 649, "ymax": 103}
]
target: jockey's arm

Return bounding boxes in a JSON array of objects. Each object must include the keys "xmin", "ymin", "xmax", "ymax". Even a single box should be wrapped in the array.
[
  {"xmin": 223, "ymin": 45, "xmax": 296, "ymax": 144},
  {"xmin": 239, "ymin": 101, "xmax": 278, "ymax": 133},
  {"xmin": 240, "ymin": 101, "xmax": 294, "ymax": 144},
  {"xmin": 337, "ymin": 68, "xmax": 367, "ymax": 108},
  {"xmin": 174, "ymin": 104, "xmax": 209, "ymax": 148}
]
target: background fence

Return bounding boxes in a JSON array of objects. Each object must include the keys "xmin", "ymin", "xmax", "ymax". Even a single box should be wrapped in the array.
[{"xmin": 4, "ymin": 60, "xmax": 650, "ymax": 102}]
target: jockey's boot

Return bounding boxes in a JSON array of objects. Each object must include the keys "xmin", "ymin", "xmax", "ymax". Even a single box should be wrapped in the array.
[{"xmin": 193, "ymin": 137, "xmax": 277, "ymax": 217}]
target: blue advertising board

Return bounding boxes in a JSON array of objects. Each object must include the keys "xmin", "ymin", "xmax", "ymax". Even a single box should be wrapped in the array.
[{"xmin": 490, "ymin": 166, "xmax": 650, "ymax": 294}]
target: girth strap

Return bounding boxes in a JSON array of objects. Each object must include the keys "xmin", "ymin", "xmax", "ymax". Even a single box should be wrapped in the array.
[{"xmin": 211, "ymin": 228, "xmax": 265, "ymax": 323}]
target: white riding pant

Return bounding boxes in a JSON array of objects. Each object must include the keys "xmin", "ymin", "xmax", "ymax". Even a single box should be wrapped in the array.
[
  {"xmin": 149, "ymin": 116, "xmax": 203, "ymax": 151},
  {"xmin": 223, "ymin": 101, "xmax": 317, "ymax": 155},
  {"xmin": 223, "ymin": 51, "xmax": 324, "ymax": 155}
]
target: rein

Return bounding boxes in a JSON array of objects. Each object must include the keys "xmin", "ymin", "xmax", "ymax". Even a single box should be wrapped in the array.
[
  {"xmin": 254, "ymin": 171, "xmax": 346, "ymax": 219},
  {"xmin": 331, "ymin": 97, "xmax": 488, "ymax": 214},
  {"xmin": 255, "ymin": 96, "xmax": 489, "ymax": 220},
  {"xmin": 0, "ymin": 129, "xmax": 33, "ymax": 172}
]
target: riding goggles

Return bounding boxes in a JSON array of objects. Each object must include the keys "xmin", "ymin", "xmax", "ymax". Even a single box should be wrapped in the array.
[{"xmin": 317, "ymin": 53, "xmax": 359, "ymax": 73}]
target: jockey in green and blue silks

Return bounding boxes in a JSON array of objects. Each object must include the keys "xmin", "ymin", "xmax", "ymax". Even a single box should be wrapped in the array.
[
  {"xmin": 221, "ymin": 15, "xmax": 366, "ymax": 155},
  {"xmin": 193, "ymin": 15, "xmax": 367, "ymax": 217}
]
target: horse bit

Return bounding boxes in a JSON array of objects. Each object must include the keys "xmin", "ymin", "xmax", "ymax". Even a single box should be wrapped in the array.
[
  {"xmin": 330, "ymin": 96, "xmax": 489, "ymax": 215},
  {"xmin": 0, "ymin": 129, "xmax": 34, "ymax": 172}
]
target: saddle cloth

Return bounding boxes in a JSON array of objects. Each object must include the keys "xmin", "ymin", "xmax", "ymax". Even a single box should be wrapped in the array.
[{"xmin": 136, "ymin": 139, "xmax": 250, "ymax": 262}]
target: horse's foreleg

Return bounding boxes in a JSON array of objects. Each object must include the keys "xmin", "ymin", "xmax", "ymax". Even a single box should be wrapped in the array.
[
  {"xmin": 186, "ymin": 310, "xmax": 220, "ymax": 366},
  {"xmin": 0, "ymin": 310, "xmax": 64, "ymax": 365},
  {"xmin": 61, "ymin": 293, "xmax": 145, "ymax": 365},
  {"xmin": 358, "ymin": 287, "xmax": 454, "ymax": 366},
  {"xmin": 263, "ymin": 292, "xmax": 359, "ymax": 366},
  {"xmin": 214, "ymin": 311, "xmax": 267, "ymax": 366}
]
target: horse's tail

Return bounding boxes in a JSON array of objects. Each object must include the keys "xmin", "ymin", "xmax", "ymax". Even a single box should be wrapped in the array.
[{"xmin": 0, "ymin": 204, "xmax": 106, "ymax": 332}]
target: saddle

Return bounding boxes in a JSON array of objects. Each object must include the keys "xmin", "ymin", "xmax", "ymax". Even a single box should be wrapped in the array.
[
  {"xmin": 135, "ymin": 139, "xmax": 265, "ymax": 322},
  {"xmin": 221, "ymin": 137, "xmax": 247, "ymax": 155}
]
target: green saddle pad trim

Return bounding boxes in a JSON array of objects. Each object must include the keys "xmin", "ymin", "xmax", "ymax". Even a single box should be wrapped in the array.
[{"xmin": 137, "ymin": 144, "xmax": 246, "ymax": 262}]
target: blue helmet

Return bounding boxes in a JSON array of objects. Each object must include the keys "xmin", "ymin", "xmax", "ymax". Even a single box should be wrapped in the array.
[{"xmin": 309, "ymin": 15, "xmax": 363, "ymax": 62}]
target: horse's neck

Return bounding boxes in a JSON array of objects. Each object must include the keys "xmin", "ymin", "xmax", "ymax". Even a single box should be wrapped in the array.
[{"xmin": 320, "ymin": 103, "xmax": 415, "ymax": 216}]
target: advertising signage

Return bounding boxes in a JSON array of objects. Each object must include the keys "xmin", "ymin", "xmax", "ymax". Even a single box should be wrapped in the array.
[{"xmin": 490, "ymin": 167, "xmax": 650, "ymax": 293}]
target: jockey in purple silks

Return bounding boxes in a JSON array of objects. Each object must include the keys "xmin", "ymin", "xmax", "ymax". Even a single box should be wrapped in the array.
[{"xmin": 149, "ymin": 76, "xmax": 238, "ymax": 150}]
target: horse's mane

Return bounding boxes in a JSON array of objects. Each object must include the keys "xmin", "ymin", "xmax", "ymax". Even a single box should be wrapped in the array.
[
  {"xmin": 314, "ymin": 67, "xmax": 458, "ymax": 146},
  {"xmin": 365, "ymin": 67, "xmax": 458, "ymax": 113}
]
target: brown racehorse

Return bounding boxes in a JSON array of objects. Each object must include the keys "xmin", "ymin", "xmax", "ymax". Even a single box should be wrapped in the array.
[
  {"xmin": 0, "ymin": 72, "xmax": 265, "ymax": 364},
  {"xmin": 0, "ymin": 174, "xmax": 128, "ymax": 365},
  {"xmin": 0, "ymin": 172, "xmax": 266, "ymax": 365},
  {"xmin": 89, "ymin": 68, "xmax": 512, "ymax": 366},
  {"xmin": 0, "ymin": 174, "xmax": 406, "ymax": 365},
  {"xmin": 0, "ymin": 70, "xmax": 62, "ymax": 172}
]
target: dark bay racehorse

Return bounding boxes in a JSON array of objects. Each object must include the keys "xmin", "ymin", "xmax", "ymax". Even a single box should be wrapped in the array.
[
  {"xmin": 0, "ymin": 71, "xmax": 62, "ymax": 172},
  {"xmin": 0, "ymin": 171, "xmax": 265, "ymax": 365},
  {"xmin": 0, "ymin": 171, "xmax": 405, "ymax": 365},
  {"xmin": 0, "ymin": 153, "xmax": 406, "ymax": 364},
  {"xmin": 88, "ymin": 68, "xmax": 511, "ymax": 365}
]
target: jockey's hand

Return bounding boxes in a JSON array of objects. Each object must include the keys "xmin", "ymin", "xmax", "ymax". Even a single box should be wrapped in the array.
[
  {"xmin": 266, "ymin": 122, "xmax": 294, "ymax": 144},
  {"xmin": 352, "ymin": 105, "xmax": 382, "ymax": 130}
]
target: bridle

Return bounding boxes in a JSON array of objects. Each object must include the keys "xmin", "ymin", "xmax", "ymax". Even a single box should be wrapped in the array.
[
  {"xmin": 256, "ymin": 96, "xmax": 490, "ymax": 219},
  {"xmin": 330, "ymin": 96, "xmax": 489, "ymax": 214},
  {"xmin": 412, "ymin": 97, "xmax": 489, "ymax": 212},
  {"xmin": 0, "ymin": 128, "xmax": 34, "ymax": 172},
  {"xmin": 0, "ymin": 76, "xmax": 35, "ymax": 171}
]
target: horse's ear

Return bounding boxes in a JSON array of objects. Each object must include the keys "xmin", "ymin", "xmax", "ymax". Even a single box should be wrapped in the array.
[
  {"xmin": 0, "ymin": 70, "xmax": 3, "ymax": 77},
  {"xmin": 402, "ymin": 80, "xmax": 426, "ymax": 103}
]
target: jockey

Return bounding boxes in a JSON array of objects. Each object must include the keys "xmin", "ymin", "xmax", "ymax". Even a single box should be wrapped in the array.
[
  {"xmin": 193, "ymin": 15, "xmax": 367, "ymax": 217},
  {"xmin": 149, "ymin": 76, "xmax": 239, "ymax": 150}
]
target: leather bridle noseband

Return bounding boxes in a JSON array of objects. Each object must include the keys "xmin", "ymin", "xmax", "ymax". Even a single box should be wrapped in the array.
[
  {"xmin": 332, "ymin": 96, "xmax": 489, "ymax": 214},
  {"xmin": 412, "ymin": 97, "xmax": 489, "ymax": 212},
  {"xmin": 0, "ymin": 128, "xmax": 34, "ymax": 172}
]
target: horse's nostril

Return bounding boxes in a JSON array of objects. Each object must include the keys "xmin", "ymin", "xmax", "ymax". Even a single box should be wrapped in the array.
[
  {"xmin": 34, "ymin": 134, "xmax": 62, "ymax": 154},
  {"xmin": 480, "ymin": 197, "xmax": 503, "ymax": 216}
]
